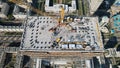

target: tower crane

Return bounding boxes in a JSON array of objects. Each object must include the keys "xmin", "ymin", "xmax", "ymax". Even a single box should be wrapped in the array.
[
  {"xmin": 9, "ymin": 0, "xmax": 49, "ymax": 16},
  {"xmin": 9, "ymin": 0, "xmax": 75, "ymax": 31},
  {"xmin": 9, "ymin": 0, "xmax": 74, "ymax": 46},
  {"xmin": 59, "ymin": 6, "xmax": 65, "ymax": 23}
]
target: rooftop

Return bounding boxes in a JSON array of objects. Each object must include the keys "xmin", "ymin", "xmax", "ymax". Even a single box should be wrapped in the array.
[
  {"xmin": 0, "ymin": 1, "xmax": 9, "ymax": 14},
  {"xmin": 113, "ymin": 13, "xmax": 120, "ymax": 31},
  {"xmin": 13, "ymin": 5, "xmax": 27, "ymax": 15},
  {"xmin": 45, "ymin": 0, "xmax": 76, "ymax": 13},
  {"xmin": 31, "ymin": 57, "xmax": 93, "ymax": 68},
  {"xmin": 114, "ymin": 0, "xmax": 120, "ymax": 6},
  {"xmin": 20, "ymin": 16, "xmax": 103, "ymax": 52}
]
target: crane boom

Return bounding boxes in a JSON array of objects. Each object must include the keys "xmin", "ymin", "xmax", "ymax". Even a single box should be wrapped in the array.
[
  {"xmin": 9, "ymin": 0, "xmax": 49, "ymax": 16},
  {"xmin": 60, "ymin": 6, "xmax": 65, "ymax": 23},
  {"xmin": 9, "ymin": 0, "xmax": 66, "ymax": 24}
]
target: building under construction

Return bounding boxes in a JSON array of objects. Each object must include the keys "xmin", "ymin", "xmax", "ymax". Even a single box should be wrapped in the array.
[
  {"xmin": 0, "ymin": 0, "xmax": 106, "ymax": 68},
  {"xmin": 20, "ymin": 16, "xmax": 104, "ymax": 52},
  {"xmin": 19, "ymin": 16, "xmax": 104, "ymax": 68}
]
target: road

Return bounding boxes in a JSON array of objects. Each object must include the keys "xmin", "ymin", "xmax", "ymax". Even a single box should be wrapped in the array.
[
  {"xmin": 0, "ymin": 47, "xmax": 19, "ymax": 53},
  {"xmin": 21, "ymin": 51, "xmax": 103, "ymax": 58}
]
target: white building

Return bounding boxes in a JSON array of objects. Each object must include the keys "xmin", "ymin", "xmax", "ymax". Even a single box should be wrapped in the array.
[
  {"xmin": 45, "ymin": 0, "xmax": 76, "ymax": 13},
  {"xmin": 100, "ymin": 16, "xmax": 109, "ymax": 27},
  {"xmin": 0, "ymin": 1, "xmax": 9, "ymax": 18},
  {"xmin": 13, "ymin": 5, "xmax": 27, "ymax": 20},
  {"xmin": 100, "ymin": 27, "xmax": 109, "ymax": 33},
  {"xmin": 15, "ymin": 0, "xmax": 32, "ymax": 9},
  {"xmin": 99, "ymin": 16, "xmax": 109, "ymax": 33},
  {"xmin": 111, "ymin": 0, "xmax": 120, "ymax": 15},
  {"xmin": 32, "ymin": 58, "xmax": 94, "ymax": 68},
  {"xmin": 89, "ymin": 0, "xmax": 103, "ymax": 15}
]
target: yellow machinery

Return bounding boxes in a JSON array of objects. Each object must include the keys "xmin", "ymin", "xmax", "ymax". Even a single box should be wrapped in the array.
[
  {"xmin": 51, "ymin": 37, "xmax": 62, "ymax": 47},
  {"xmin": 56, "ymin": 37, "xmax": 62, "ymax": 43},
  {"xmin": 8, "ymin": 0, "xmax": 103, "ymax": 58},
  {"xmin": 59, "ymin": 6, "xmax": 65, "ymax": 23},
  {"xmin": 9, "ymin": 0, "xmax": 75, "ymax": 33}
]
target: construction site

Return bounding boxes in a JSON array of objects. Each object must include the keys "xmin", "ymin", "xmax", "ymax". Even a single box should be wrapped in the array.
[
  {"xmin": 0, "ymin": 0, "xmax": 106, "ymax": 68},
  {"xmin": 21, "ymin": 16, "xmax": 103, "ymax": 52}
]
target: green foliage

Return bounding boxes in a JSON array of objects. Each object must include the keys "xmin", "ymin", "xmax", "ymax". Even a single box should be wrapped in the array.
[{"xmin": 7, "ymin": 14, "xmax": 15, "ymax": 20}]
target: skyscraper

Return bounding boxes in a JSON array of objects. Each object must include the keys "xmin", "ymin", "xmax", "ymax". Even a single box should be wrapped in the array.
[{"xmin": 89, "ymin": 0, "xmax": 103, "ymax": 15}]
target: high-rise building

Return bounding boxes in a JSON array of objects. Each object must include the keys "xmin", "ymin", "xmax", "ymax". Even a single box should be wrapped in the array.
[
  {"xmin": 13, "ymin": 5, "xmax": 28, "ymax": 19},
  {"xmin": 0, "ymin": 1, "xmax": 9, "ymax": 18},
  {"xmin": 45, "ymin": 0, "xmax": 77, "ymax": 13},
  {"xmin": 111, "ymin": 0, "xmax": 120, "ymax": 15},
  {"xmin": 89, "ymin": 0, "xmax": 103, "ymax": 15}
]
